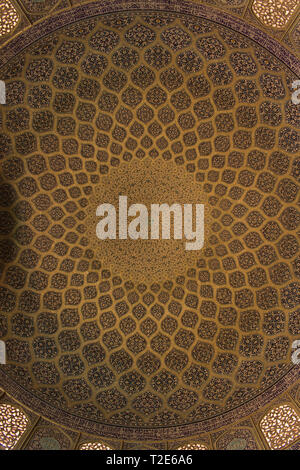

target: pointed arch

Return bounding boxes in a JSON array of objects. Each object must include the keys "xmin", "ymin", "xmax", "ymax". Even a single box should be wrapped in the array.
[
  {"xmin": 260, "ymin": 404, "xmax": 300, "ymax": 449},
  {"xmin": 80, "ymin": 442, "xmax": 112, "ymax": 450},
  {"xmin": 0, "ymin": 404, "xmax": 29, "ymax": 449},
  {"xmin": 0, "ymin": 1, "xmax": 20, "ymax": 37},
  {"xmin": 252, "ymin": 0, "xmax": 298, "ymax": 29},
  {"xmin": 177, "ymin": 443, "xmax": 208, "ymax": 450}
]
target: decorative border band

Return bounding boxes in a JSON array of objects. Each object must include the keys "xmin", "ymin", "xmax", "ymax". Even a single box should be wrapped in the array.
[
  {"xmin": 0, "ymin": 366, "xmax": 299, "ymax": 440},
  {"xmin": 0, "ymin": 0, "xmax": 299, "ymax": 75}
]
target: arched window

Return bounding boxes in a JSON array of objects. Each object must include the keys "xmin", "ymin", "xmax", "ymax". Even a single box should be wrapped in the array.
[
  {"xmin": 260, "ymin": 404, "xmax": 300, "ymax": 449},
  {"xmin": 252, "ymin": 0, "xmax": 298, "ymax": 29},
  {"xmin": 0, "ymin": 1, "xmax": 20, "ymax": 37},
  {"xmin": 80, "ymin": 442, "xmax": 112, "ymax": 450},
  {"xmin": 177, "ymin": 443, "xmax": 207, "ymax": 450},
  {"xmin": 0, "ymin": 404, "xmax": 29, "ymax": 449}
]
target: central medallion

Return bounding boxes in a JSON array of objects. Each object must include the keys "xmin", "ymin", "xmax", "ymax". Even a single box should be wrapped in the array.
[{"xmin": 86, "ymin": 158, "xmax": 209, "ymax": 282}]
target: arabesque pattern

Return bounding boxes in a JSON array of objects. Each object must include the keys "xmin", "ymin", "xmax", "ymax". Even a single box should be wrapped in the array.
[{"xmin": 0, "ymin": 9, "xmax": 299, "ymax": 438}]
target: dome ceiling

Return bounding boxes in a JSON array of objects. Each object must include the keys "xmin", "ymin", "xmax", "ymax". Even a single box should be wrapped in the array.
[{"xmin": 0, "ymin": 1, "xmax": 299, "ymax": 441}]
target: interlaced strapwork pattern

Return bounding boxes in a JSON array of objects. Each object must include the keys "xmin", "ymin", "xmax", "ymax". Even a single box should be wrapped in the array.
[{"xmin": 0, "ymin": 12, "xmax": 299, "ymax": 432}]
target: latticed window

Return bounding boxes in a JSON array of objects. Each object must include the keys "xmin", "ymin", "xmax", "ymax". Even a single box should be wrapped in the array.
[
  {"xmin": 260, "ymin": 405, "xmax": 300, "ymax": 449},
  {"xmin": 252, "ymin": 0, "xmax": 298, "ymax": 29},
  {"xmin": 177, "ymin": 443, "xmax": 207, "ymax": 450},
  {"xmin": 0, "ymin": 1, "xmax": 20, "ymax": 37},
  {"xmin": 80, "ymin": 442, "xmax": 112, "ymax": 450},
  {"xmin": 0, "ymin": 404, "xmax": 29, "ymax": 449}
]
